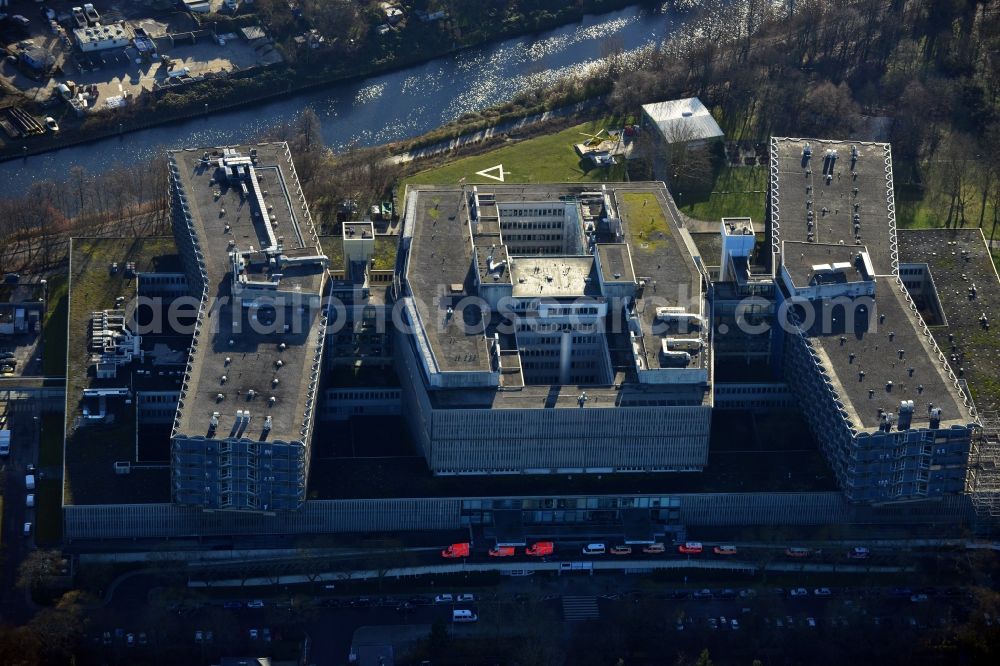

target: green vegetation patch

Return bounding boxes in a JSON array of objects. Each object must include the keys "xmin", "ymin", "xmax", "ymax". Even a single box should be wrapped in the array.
[
  {"xmin": 679, "ymin": 166, "xmax": 767, "ymax": 223},
  {"xmin": 373, "ymin": 236, "xmax": 398, "ymax": 271},
  {"xmin": 318, "ymin": 235, "xmax": 345, "ymax": 271},
  {"xmin": 618, "ymin": 192, "xmax": 671, "ymax": 250},
  {"xmin": 41, "ymin": 275, "xmax": 68, "ymax": 377},
  {"xmin": 403, "ymin": 118, "xmax": 627, "ymax": 189}
]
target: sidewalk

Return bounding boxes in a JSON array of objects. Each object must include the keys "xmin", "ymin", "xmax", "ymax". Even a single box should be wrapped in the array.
[{"xmin": 186, "ymin": 558, "xmax": 913, "ymax": 589}]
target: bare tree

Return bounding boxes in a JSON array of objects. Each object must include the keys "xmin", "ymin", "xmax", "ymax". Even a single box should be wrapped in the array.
[{"xmin": 16, "ymin": 549, "xmax": 64, "ymax": 591}]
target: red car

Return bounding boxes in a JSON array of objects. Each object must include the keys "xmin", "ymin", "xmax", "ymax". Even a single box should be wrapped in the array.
[
  {"xmin": 785, "ymin": 547, "xmax": 812, "ymax": 558},
  {"xmin": 488, "ymin": 546, "xmax": 515, "ymax": 557},
  {"xmin": 610, "ymin": 545, "xmax": 632, "ymax": 556},
  {"xmin": 525, "ymin": 541, "xmax": 554, "ymax": 557},
  {"xmin": 441, "ymin": 542, "xmax": 470, "ymax": 558},
  {"xmin": 678, "ymin": 541, "xmax": 703, "ymax": 555}
]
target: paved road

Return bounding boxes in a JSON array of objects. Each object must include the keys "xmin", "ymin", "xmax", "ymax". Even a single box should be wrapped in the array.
[{"xmin": 0, "ymin": 397, "xmax": 41, "ymax": 625}]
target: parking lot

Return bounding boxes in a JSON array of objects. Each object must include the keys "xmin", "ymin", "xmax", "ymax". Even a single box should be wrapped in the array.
[{"xmin": 75, "ymin": 573, "xmax": 994, "ymax": 665}]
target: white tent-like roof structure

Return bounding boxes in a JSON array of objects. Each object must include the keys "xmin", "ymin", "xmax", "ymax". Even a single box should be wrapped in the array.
[{"xmin": 641, "ymin": 97, "xmax": 724, "ymax": 144}]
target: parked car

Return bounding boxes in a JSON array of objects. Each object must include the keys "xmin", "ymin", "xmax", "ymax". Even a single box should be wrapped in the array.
[
  {"xmin": 581, "ymin": 543, "xmax": 606, "ymax": 555},
  {"xmin": 789, "ymin": 588, "xmax": 809, "ymax": 597},
  {"xmin": 433, "ymin": 594, "xmax": 454, "ymax": 604},
  {"xmin": 489, "ymin": 546, "xmax": 515, "ymax": 557},
  {"xmin": 678, "ymin": 542, "xmax": 703, "ymax": 554},
  {"xmin": 126, "ymin": 633, "xmax": 135, "ymax": 647},
  {"xmin": 692, "ymin": 589, "xmax": 713, "ymax": 599},
  {"xmin": 713, "ymin": 545, "xmax": 738, "ymax": 555},
  {"xmin": 642, "ymin": 543, "xmax": 665, "ymax": 554},
  {"xmin": 223, "ymin": 601, "xmax": 242, "ymax": 609},
  {"xmin": 248, "ymin": 628, "xmax": 258, "ymax": 640},
  {"xmin": 785, "ymin": 547, "xmax": 812, "ymax": 558},
  {"xmin": 456, "ymin": 593, "xmax": 476, "ymax": 602},
  {"xmin": 847, "ymin": 546, "xmax": 870, "ymax": 559},
  {"xmin": 610, "ymin": 545, "xmax": 632, "ymax": 556},
  {"xmin": 814, "ymin": 587, "xmax": 833, "ymax": 597},
  {"xmin": 246, "ymin": 599, "xmax": 265, "ymax": 609},
  {"xmin": 910, "ymin": 594, "xmax": 929, "ymax": 603},
  {"xmin": 441, "ymin": 542, "xmax": 470, "ymax": 558},
  {"xmin": 138, "ymin": 632, "xmax": 147, "ymax": 646}
]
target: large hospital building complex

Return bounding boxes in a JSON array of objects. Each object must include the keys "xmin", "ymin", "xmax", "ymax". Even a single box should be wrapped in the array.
[{"xmin": 55, "ymin": 137, "xmax": 1000, "ymax": 541}]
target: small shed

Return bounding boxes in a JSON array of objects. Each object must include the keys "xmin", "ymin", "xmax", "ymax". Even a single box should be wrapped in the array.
[{"xmin": 641, "ymin": 97, "xmax": 724, "ymax": 147}]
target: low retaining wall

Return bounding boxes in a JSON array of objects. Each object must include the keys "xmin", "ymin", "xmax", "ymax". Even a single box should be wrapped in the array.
[{"xmin": 63, "ymin": 491, "xmax": 976, "ymax": 540}]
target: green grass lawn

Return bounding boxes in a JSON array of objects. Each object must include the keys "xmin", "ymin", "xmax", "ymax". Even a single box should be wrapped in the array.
[
  {"xmin": 618, "ymin": 192, "xmax": 670, "ymax": 249},
  {"xmin": 895, "ymin": 181, "xmax": 1000, "ymax": 230},
  {"xmin": 41, "ymin": 275, "xmax": 68, "ymax": 377},
  {"xmin": 678, "ymin": 165, "xmax": 767, "ymax": 223},
  {"xmin": 403, "ymin": 117, "xmax": 628, "ymax": 191},
  {"xmin": 894, "ymin": 183, "xmax": 942, "ymax": 229},
  {"xmin": 373, "ymin": 235, "xmax": 398, "ymax": 270}
]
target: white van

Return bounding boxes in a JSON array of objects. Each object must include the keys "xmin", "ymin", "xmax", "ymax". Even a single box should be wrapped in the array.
[
  {"xmin": 582, "ymin": 543, "xmax": 606, "ymax": 555},
  {"xmin": 23, "ymin": 522, "xmax": 32, "ymax": 537},
  {"xmin": 25, "ymin": 474, "xmax": 35, "ymax": 490},
  {"xmin": 452, "ymin": 609, "xmax": 478, "ymax": 623},
  {"xmin": 26, "ymin": 493, "xmax": 34, "ymax": 508}
]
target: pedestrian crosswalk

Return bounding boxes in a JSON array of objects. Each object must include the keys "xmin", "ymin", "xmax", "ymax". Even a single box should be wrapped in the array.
[{"xmin": 562, "ymin": 595, "xmax": 600, "ymax": 621}]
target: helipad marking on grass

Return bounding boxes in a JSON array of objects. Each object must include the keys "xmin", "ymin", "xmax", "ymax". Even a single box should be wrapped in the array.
[{"xmin": 476, "ymin": 164, "xmax": 507, "ymax": 182}]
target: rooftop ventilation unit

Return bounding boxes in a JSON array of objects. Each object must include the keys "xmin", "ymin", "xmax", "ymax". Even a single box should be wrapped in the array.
[
  {"xmin": 897, "ymin": 400, "xmax": 914, "ymax": 430},
  {"xmin": 929, "ymin": 406, "xmax": 942, "ymax": 429}
]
